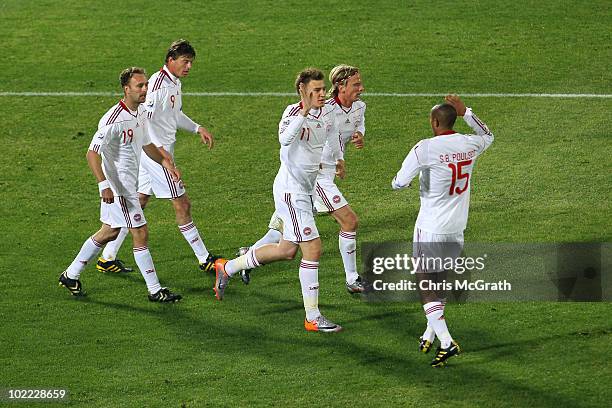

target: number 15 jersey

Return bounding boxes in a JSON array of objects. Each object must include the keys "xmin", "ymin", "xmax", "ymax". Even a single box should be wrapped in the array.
[{"xmin": 392, "ymin": 108, "xmax": 494, "ymax": 234}]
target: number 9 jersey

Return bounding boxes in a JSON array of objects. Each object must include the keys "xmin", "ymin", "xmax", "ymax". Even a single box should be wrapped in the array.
[{"xmin": 392, "ymin": 108, "xmax": 494, "ymax": 234}]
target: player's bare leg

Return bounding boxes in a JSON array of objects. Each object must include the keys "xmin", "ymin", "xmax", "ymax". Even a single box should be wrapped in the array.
[
  {"xmin": 330, "ymin": 204, "xmax": 364, "ymax": 293},
  {"xmin": 171, "ymin": 193, "xmax": 217, "ymax": 271},
  {"xmin": 213, "ymin": 238, "xmax": 342, "ymax": 331}
]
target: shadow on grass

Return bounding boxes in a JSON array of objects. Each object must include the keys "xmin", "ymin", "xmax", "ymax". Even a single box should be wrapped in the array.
[{"xmin": 70, "ymin": 274, "xmax": 603, "ymax": 408}]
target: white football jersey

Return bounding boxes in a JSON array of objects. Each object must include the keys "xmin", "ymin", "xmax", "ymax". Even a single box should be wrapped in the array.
[
  {"xmin": 320, "ymin": 96, "xmax": 366, "ymax": 167},
  {"xmin": 392, "ymin": 108, "xmax": 494, "ymax": 234},
  {"xmin": 89, "ymin": 101, "xmax": 151, "ymax": 196},
  {"xmin": 144, "ymin": 66, "xmax": 200, "ymax": 151},
  {"xmin": 274, "ymin": 102, "xmax": 341, "ymax": 194}
]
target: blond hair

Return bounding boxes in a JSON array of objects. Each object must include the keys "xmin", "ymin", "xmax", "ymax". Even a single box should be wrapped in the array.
[{"xmin": 328, "ymin": 64, "xmax": 359, "ymax": 97}]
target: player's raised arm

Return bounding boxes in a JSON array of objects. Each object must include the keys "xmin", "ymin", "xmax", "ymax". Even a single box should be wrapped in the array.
[
  {"xmin": 392, "ymin": 141, "xmax": 426, "ymax": 190},
  {"xmin": 446, "ymin": 94, "xmax": 494, "ymax": 152}
]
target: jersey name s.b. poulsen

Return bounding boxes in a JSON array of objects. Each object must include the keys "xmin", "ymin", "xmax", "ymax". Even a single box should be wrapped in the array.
[{"xmin": 392, "ymin": 108, "xmax": 494, "ymax": 234}]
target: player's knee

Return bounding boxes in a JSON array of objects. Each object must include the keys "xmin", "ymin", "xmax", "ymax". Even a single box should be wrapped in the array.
[
  {"xmin": 340, "ymin": 211, "xmax": 358, "ymax": 232},
  {"xmin": 107, "ymin": 228, "xmax": 121, "ymax": 241},
  {"xmin": 130, "ymin": 225, "xmax": 148, "ymax": 242},
  {"xmin": 280, "ymin": 245, "xmax": 298, "ymax": 260},
  {"xmin": 175, "ymin": 197, "xmax": 191, "ymax": 216},
  {"xmin": 347, "ymin": 212, "xmax": 359, "ymax": 231}
]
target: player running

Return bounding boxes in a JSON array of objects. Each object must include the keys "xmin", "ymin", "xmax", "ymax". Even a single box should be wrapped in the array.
[
  {"xmin": 97, "ymin": 39, "xmax": 219, "ymax": 274},
  {"xmin": 59, "ymin": 67, "xmax": 182, "ymax": 302},
  {"xmin": 238, "ymin": 65, "xmax": 367, "ymax": 294},
  {"xmin": 392, "ymin": 94, "xmax": 494, "ymax": 366},
  {"xmin": 213, "ymin": 68, "xmax": 345, "ymax": 332}
]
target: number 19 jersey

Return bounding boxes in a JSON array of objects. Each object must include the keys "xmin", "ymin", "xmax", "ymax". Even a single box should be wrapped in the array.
[
  {"xmin": 88, "ymin": 100, "xmax": 150, "ymax": 196},
  {"xmin": 392, "ymin": 108, "xmax": 494, "ymax": 234}
]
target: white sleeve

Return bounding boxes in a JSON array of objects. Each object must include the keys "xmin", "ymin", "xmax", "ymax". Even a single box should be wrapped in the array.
[
  {"xmin": 144, "ymin": 91, "xmax": 164, "ymax": 147},
  {"xmin": 88, "ymin": 124, "xmax": 114, "ymax": 154},
  {"xmin": 392, "ymin": 140, "xmax": 426, "ymax": 190},
  {"xmin": 278, "ymin": 109, "xmax": 307, "ymax": 146},
  {"xmin": 327, "ymin": 118, "xmax": 342, "ymax": 161},
  {"xmin": 356, "ymin": 104, "xmax": 366, "ymax": 135},
  {"xmin": 463, "ymin": 107, "xmax": 494, "ymax": 153},
  {"xmin": 177, "ymin": 110, "xmax": 200, "ymax": 133}
]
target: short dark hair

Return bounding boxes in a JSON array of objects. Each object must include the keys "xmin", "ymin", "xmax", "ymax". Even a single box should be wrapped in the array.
[
  {"xmin": 431, "ymin": 103, "xmax": 457, "ymax": 128},
  {"xmin": 120, "ymin": 67, "xmax": 146, "ymax": 88},
  {"xmin": 165, "ymin": 39, "xmax": 196, "ymax": 63},
  {"xmin": 294, "ymin": 68, "xmax": 325, "ymax": 95}
]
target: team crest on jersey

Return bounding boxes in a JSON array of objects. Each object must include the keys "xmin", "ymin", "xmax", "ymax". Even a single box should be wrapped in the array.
[
  {"xmin": 303, "ymin": 227, "xmax": 312, "ymax": 236},
  {"xmin": 146, "ymin": 100, "xmax": 154, "ymax": 108},
  {"xmin": 134, "ymin": 214, "xmax": 142, "ymax": 222},
  {"xmin": 333, "ymin": 195, "xmax": 341, "ymax": 204}
]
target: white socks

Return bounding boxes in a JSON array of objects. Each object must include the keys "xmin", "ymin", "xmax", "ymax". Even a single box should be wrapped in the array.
[
  {"xmin": 66, "ymin": 237, "xmax": 103, "ymax": 279},
  {"xmin": 299, "ymin": 260, "xmax": 321, "ymax": 321},
  {"xmin": 422, "ymin": 324, "xmax": 436, "ymax": 343},
  {"xmin": 423, "ymin": 301, "xmax": 453, "ymax": 348},
  {"xmin": 133, "ymin": 246, "xmax": 161, "ymax": 294},
  {"xmin": 225, "ymin": 247, "xmax": 260, "ymax": 276},
  {"xmin": 339, "ymin": 230, "xmax": 358, "ymax": 284},
  {"xmin": 178, "ymin": 222, "xmax": 209, "ymax": 263},
  {"xmin": 101, "ymin": 227, "xmax": 128, "ymax": 261},
  {"xmin": 253, "ymin": 229, "xmax": 282, "ymax": 249}
]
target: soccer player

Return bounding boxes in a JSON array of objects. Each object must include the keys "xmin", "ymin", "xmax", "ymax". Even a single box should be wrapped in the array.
[
  {"xmin": 238, "ymin": 65, "xmax": 367, "ymax": 294},
  {"xmin": 97, "ymin": 39, "xmax": 218, "ymax": 274},
  {"xmin": 214, "ymin": 68, "xmax": 345, "ymax": 333},
  {"xmin": 392, "ymin": 94, "xmax": 494, "ymax": 366},
  {"xmin": 59, "ymin": 67, "xmax": 182, "ymax": 302}
]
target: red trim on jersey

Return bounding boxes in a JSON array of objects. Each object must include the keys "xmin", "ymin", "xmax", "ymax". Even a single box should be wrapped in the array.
[
  {"xmin": 119, "ymin": 100, "xmax": 137, "ymax": 117},
  {"xmin": 334, "ymin": 95, "xmax": 352, "ymax": 113},
  {"xmin": 160, "ymin": 67, "xmax": 177, "ymax": 84},
  {"xmin": 106, "ymin": 105, "xmax": 123, "ymax": 126},
  {"xmin": 309, "ymin": 108, "xmax": 322, "ymax": 119},
  {"xmin": 439, "ymin": 130, "xmax": 457, "ymax": 136}
]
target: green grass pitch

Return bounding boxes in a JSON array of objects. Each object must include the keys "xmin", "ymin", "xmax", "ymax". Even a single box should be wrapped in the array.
[{"xmin": 0, "ymin": 0, "xmax": 610, "ymax": 406}]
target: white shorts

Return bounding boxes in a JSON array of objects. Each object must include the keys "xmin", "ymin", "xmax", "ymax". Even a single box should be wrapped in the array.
[
  {"xmin": 313, "ymin": 168, "xmax": 348, "ymax": 213},
  {"xmin": 138, "ymin": 153, "xmax": 185, "ymax": 199},
  {"xmin": 100, "ymin": 195, "xmax": 147, "ymax": 229},
  {"xmin": 273, "ymin": 192, "xmax": 319, "ymax": 243},
  {"xmin": 412, "ymin": 227, "xmax": 464, "ymax": 273}
]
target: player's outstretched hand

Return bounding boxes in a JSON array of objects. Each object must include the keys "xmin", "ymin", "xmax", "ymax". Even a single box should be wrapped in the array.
[
  {"xmin": 445, "ymin": 94, "xmax": 467, "ymax": 116},
  {"xmin": 351, "ymin": 131, "xmax": 364, "ymax": 149},
  {"xmin": 198, "ymin": 127, "xmax": 214, "ymax": 150},
  {"xmin": 101, "ymin": 188, "xmax": 114, "ymax": 204}
]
